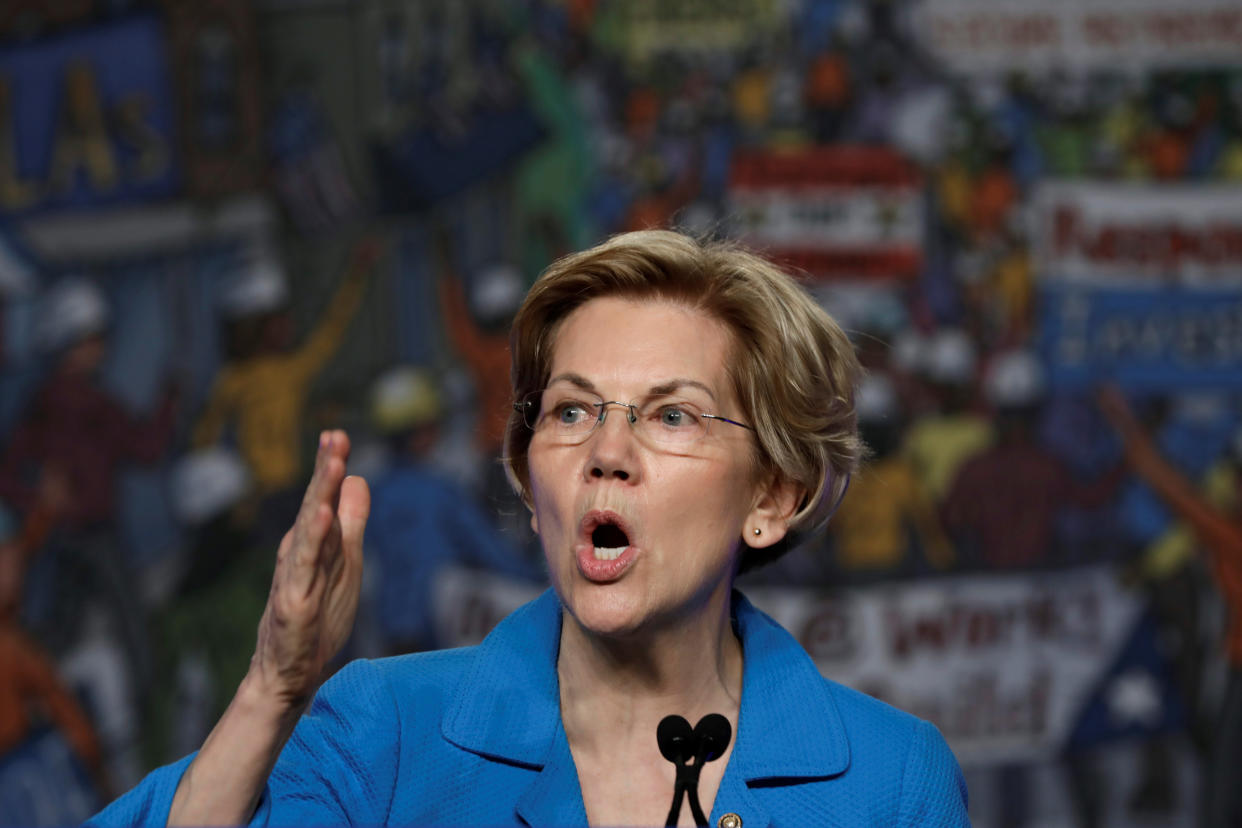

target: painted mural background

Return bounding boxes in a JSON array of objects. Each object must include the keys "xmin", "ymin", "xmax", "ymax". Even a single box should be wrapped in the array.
[{"xmin": 1, "ymin": 1, "xmax": 1241, "ymax": 825}]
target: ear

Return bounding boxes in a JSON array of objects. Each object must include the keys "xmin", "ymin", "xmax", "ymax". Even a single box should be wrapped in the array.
[{"xmin": 744, "ymin": 474, "xmax": 803, "ymax": 549}]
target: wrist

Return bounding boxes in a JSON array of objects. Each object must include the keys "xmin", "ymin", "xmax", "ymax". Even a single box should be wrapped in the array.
[
  {"xmin": 238, "ymin": 665, "xmax": 312, "ymax": 727},
  {"xmin": 170, "ymin": 667, "xmax": 307, "ymax": 826}
]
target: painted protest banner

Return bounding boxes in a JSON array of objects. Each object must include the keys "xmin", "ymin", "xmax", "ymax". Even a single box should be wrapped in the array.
[
  {"xmin": 430, "ymin": 565, "xmax": 1174, "ymax": 764},
  {"xmin": 913, "ymin": 0, "xmax": 1242, "ymax": 75},
  {"xmin": 593, "ymin": 0, "xmax": 783, "ymax": 66},
  {"xmin": 432, "ymin": 566, "xmax": 544, "ymax": 651},
  {"xmin": 727, "ymin": 146, "xmax": 924, "ymax": 281},
  {"xmin": 356, "ymin": 1, "xmax": 544, "ymax": 212},
  {"xmin": 1033, "ymin": 183, "xmax": 1242, "ymax": 288},
  {"xmin": 1038, "ymin": 285, "xmax": 1242, "ymax": 392},
  {"xmin": 0, "ymin": 16, "xmax": 179, "ymax": 216},
  {"xmin": 165, "ymin": 0, "xmax": 265, "ymax": 197},
  {"xmin": 745, "ymin": 567, "xmax": 1178, "ymax": 764}
]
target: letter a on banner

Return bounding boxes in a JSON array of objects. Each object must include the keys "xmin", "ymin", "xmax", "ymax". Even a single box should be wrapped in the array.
[{"xmin": 48, "ymin": 61, "xmax": 119, "ymax": 196}]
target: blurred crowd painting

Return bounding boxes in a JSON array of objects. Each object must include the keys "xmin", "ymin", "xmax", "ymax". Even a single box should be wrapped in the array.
[{"xmin": 0, "ymin": 1, "xmax": 1241, "ymax": 826}]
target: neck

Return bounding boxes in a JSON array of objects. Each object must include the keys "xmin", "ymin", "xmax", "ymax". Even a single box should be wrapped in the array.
[{"xmin": 556, "ymin": 589, "xmax": 743, "ymax": 758}]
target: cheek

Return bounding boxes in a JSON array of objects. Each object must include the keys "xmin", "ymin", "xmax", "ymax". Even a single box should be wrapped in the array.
[
  {"xmin": 655, "ymin": 465, "xmax": 749, "ymax": 541},
  {"xmin": 527, "ymin": 449, "xmax": 568, "ymax": 537},
  {"xmin": 703, "ymin": 455, "xmax": 760, "ymax": 509},
  {"xmin": 525, "ymin": 443, "xmax": 550, "ymax": 498}
]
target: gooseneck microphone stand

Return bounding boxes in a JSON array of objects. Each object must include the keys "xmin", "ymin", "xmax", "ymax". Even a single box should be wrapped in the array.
[{"xmin": 657, "ymin": 714, "xmax": 733, "ymax": 827}]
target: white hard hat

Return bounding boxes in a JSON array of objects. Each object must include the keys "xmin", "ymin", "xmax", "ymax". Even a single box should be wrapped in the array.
[
  {"xmin": 171, "ymin": 447, "xmax": 251, "ymax": 526},
  {"xmin": 470, "ymin": 263, "xmax": 523, "ymax": 321},
  {"xmin": 371, "ymin": 366, "xmax": 443, "ymax": 433},
  {"xmin": 892, "ymin": 87, "xmax": 952, "ymax": 164},
  {"xmin": 889, "ymin": 329, "xmax": 927, "ymax": 373},
  {"xmin": 36, "ymin": 277, "xmax": 110, "ymax": 353},
  {"xmin": 676, "ymin": 200, "xmax": 720, "ymax": 237},
  {"xmin": 983, "ymin": 350, "xmax": 1046, "ymax": 408},
  {"xmin": 219, "ymin": 243, "xmax": 288, "ymax": 319},
  {"xmin": 856, "ymin": 373, "xmax": 899, "ymax": 424},
  {"xmin": 925, "ymin": 328, "xmax": 977, "ymax": 385},
  {"xmin": 835, "ymin": 3, "xmax": 870, "ymax": 44},
  {"xmin": 969, "ymin": 78, "xmax": 1005, "ymax": 112}
]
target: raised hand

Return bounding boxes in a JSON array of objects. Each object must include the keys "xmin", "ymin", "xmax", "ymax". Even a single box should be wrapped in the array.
[
  {"xmin": 251, "ymin": 429, "xmax": 370, "ymax": 711},
  {"xmin": 168, "ymin": 429, "xmax": 369, "ymax": 826}
]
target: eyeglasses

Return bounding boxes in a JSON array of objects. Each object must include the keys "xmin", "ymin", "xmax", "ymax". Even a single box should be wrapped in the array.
[{"xmin": 515, "ymin": 387, "xmax": 754, "ymax": 447}]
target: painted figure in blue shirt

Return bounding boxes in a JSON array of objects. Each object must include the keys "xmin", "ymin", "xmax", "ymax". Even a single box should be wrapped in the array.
[
  {"xmin": 364, "ymin": 365, "xmax": 543, "ymax": 652},
  {"xmin": 93, "ymin": 230, "xmax": 970, "ymax": 826}
]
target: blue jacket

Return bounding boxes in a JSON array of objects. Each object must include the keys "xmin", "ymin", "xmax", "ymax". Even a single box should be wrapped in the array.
[{"xmin": 91, "ymin": 589, "xmax": 969, "ymax": 826}]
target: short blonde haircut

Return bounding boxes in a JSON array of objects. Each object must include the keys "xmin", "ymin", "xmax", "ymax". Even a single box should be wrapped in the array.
[{"xmin": 504, "ymin": 230, "xmax": 862, "ymax": 571}]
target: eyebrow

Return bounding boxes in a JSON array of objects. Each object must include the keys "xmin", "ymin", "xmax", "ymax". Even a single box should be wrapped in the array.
[{"xmin": 546, "ymin": 373, "xmax": 718, "ymax": 402}]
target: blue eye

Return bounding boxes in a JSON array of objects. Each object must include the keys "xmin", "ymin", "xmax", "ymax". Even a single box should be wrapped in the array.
[
  {"xmin": 554, "ymin": 402, "xmax": 591, "ymax": 425},
  {"xmin": 657, "ymin": 406, "xmax": 695, "ymax": 428}
]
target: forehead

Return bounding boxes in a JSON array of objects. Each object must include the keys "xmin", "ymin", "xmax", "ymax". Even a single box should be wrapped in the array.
[{"xmin": 548, "ymin": 297, "xmax": 736, "ymax": 397}]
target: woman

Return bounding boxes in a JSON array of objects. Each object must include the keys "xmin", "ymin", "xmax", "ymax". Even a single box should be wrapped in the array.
[{"xmin": 92, "ymin": 231, "xmax": 969, "ymax": 826}]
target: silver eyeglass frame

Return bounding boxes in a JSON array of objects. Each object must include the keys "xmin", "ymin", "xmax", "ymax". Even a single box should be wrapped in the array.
[{"xmin": 513, "ymin": 391, "xmax": 754, "ymax": 443}]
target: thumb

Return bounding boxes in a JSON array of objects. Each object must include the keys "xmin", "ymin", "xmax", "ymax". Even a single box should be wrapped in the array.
[{"xmin": 339, "ymin": 475, "xmax": 371, "ymax": 557}]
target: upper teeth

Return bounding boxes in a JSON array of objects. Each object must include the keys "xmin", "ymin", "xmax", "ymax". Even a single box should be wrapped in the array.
[{"xmin": 593, "ymin": 546, "xmax": 625, "ymax": 560}]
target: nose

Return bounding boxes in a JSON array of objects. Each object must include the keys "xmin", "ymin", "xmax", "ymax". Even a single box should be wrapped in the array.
[{"xmin": 586, "ymin": 404, "xmax": 639, "ymax": 482}]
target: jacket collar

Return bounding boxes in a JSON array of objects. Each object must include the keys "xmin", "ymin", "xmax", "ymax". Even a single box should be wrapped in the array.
[
  {"xmin": 441, "ymin": 588, "xmax": 851, "ymax": 782},
  {"xmin": 441, "ymin": 589, "xmax": 564, "ymax": 766},
  {"xmin": 728, "ymin": 590, "xmax": 850, "ymax": 781}
]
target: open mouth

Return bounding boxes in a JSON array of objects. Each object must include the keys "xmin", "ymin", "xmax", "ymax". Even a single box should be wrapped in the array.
[{"xmin": 589, "ymin": 519, "xmax": 631, "ymax": 560}]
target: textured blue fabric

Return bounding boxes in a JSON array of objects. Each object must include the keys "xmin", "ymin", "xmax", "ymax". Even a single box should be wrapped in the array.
[{"xmin": 90, "ymin": 589, "xmax": 970, "ymax": 826}]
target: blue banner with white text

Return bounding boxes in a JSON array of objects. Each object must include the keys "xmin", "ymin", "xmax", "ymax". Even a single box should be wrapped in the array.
[
  {"xmin": 1038, "ymin": 285, "xmax": 1242, "ymax": 391},
  {"xmin": 0, "ymin": 15, "xmax": 179, "ymax": 216}
]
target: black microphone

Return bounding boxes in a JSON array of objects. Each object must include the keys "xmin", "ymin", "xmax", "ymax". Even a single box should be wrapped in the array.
[
  {"xmin": 658, "ymin": 715, "xmax": 696, "ymax": 764},
  {"xmin": 657, "ymin": 714, "xmax": 733, "ymax": 827},
  {"xmin": 693, "ymin": 714, "xmax": 732, "ymax": 762}
]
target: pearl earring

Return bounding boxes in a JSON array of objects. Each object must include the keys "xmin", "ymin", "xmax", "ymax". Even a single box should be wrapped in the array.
[{"xmin": 752, "ymin": 528, "xmax": 761, "ymax": 537}]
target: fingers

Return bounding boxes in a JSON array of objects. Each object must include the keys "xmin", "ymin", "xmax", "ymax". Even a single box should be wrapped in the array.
[
  {"xmin": 287, "ymin": 431, "xmax": 354, "ymax": 595},
  {"xmin": 252, "ymin": 431, "xmax": 362, "ymax": 706},
  {"xmin": 300, "ymin": 431, "xmax": 350, "ymax": 516},
  {"xmin": 338, "ymin": 475, "xmax": 371, "ymax": 561},
  {"xmin": 293, "ymin": 431, "xmax": 350, "ymax": 545}
]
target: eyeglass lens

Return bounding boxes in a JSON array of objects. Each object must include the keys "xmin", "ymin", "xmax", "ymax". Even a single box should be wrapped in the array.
[{"xmin": 524, "ymin": 389, "xmax": 714, "ymax": 445}]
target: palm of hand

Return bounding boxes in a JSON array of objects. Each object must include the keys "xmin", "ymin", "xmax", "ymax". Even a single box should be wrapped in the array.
[{"xmin": 251, "ymin": 433, "xmax": 369, "ymax": 710}]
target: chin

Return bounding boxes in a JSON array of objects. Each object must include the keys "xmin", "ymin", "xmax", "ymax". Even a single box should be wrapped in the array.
[{"xmin": 560, "ymin": 582, "xmax": 652, "ymax": 639}]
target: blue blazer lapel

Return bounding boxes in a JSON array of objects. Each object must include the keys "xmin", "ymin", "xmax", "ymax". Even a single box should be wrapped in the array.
[
  {"xmin": 442, "ymin": 590, "xmax": 590, "ymax": 825},
  {"xmin": 704, "ymin": 593, "xmax": 851, "ymax": 828},
  {"xmin": 726, "ymin": 591, "xmax": 851, "ymax": 782},
  {"xmin": 442, "ymin": 589, "xmax": 565, "ymax": 767},
  {"xmin": 515, "ymin": 717, "xmax": 589, "ymax": 827}
]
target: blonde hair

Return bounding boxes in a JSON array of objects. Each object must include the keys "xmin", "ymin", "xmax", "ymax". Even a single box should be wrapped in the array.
[{"xmin": 504, "ymin": 230, "xmax": 862, "ymax": 571}]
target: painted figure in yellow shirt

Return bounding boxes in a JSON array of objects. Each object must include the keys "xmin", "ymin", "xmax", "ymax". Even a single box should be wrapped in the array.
[
  {"xmin": 900, "ymin": 328, "xmax": 993, "ymax": 503},
  {"xmin": 194, "ymin": 238, "xmax": 379, "ymax": 495},
  {"xmin": 831, "ymin": 375, "xmax": 952, "ymax": 577}
]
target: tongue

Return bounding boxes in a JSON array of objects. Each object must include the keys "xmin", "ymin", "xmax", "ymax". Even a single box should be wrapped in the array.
[{"xmin": 592, "ymin": 523, "xmax": 629, "ymax": 548}]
